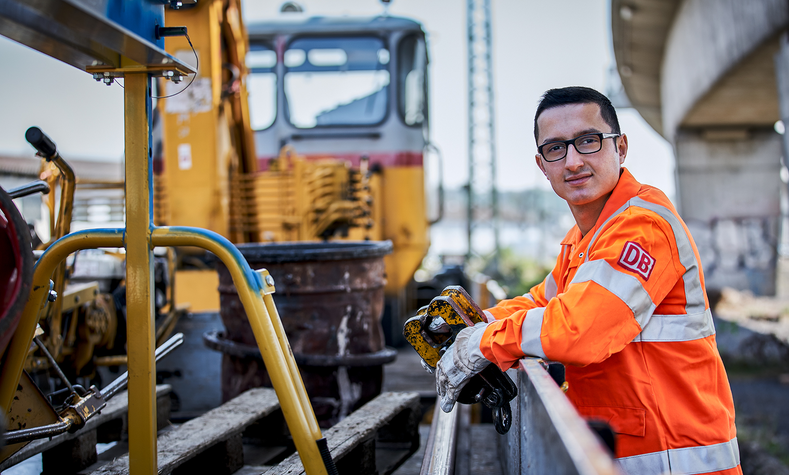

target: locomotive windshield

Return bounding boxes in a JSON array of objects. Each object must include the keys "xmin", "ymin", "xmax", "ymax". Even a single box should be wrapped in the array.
[{"xmin": 284, "ymin": 36, "xmax": 390, "ymax": 128}]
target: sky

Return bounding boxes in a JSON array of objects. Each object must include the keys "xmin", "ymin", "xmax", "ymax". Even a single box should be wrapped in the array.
[{"xmin": 0, "ymin": 0, "xmax": 676, "ymax": 199}]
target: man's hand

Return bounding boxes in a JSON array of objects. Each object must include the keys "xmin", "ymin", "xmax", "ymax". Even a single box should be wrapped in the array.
[{"xmin": 435, "ymin": 322, "xmax": 491, "ymax": 412}]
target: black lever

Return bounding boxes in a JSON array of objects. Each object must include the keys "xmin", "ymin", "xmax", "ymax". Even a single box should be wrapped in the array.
[
  {"xmin": 7, "ymin": 180, "xmax": 50, "ymax": 199},
  {"xmin": 25, "ymin": 127, "xmax": 57, "ymax": 159}
]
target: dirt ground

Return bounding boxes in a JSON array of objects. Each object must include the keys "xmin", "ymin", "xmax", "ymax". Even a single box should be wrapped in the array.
[{"xmin": 710, "ymin": 288, "xmax": 789, "ymax": 472}]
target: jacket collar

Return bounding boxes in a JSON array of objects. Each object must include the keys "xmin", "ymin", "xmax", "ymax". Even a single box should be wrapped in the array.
[{"xmin": 559, "ymin": 167, "xmax": 641, "ymax": 246}]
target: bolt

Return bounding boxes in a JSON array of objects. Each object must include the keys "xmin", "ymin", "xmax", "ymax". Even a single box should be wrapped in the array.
[
  {"xmin": 48, "ymin": 290, "xmax": 58, "ymax": 302},
  {"xmin": 103, "ymin": 77, "xmax": 114, "ymax": 86},
  {"xmin": 92, "ymin": 73, "xmax": 103, "ymax": 81},
  {"xmin": 171, "ymin": 74, "xmax": 183, "ymax": 84},
  {"xmin": 265, "ymin": 275, "xmax": 275, "ymax": 287},
  {"xmin": 474, "ymin": 387, "xmax": 487, "ymax": 403}
]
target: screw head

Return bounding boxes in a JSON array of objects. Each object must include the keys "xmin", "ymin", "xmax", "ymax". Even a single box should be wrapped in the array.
[
  {"xmin": 265, "ymin": 275, "xmax": 275, "ymax": 287},
  {"xmin": 92, "ymin": 73, "xmax": 103, "ymax": 81},
  {"xmin": 103, "ymin": 77, "xmax": 114, "ymax": 86}
]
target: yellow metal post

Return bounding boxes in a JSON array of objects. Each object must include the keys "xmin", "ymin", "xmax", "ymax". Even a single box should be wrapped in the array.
[
  {"xmin": 150, "ymin": 227, "xmax": 329, "ymax": 475},
  {"xmin": 124, "ymin": 71, "xmax": 158, "ymax": 474},
  {"xmin": 259, "ymin": 274, "xmax": 321, "ymax": 438}
]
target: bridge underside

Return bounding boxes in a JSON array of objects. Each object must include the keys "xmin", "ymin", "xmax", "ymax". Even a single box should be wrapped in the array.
[{"xmin": 612, "ymin": 0, "xmax": 789, "ymax": 295}]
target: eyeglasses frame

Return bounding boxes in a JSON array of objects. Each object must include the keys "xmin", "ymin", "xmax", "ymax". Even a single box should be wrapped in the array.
[{"xmin": 538, "ymin": 132, "xmax": 621, "ymax": 162}]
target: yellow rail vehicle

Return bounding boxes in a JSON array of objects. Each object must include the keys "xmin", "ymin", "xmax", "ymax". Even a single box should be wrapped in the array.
[{"xmin": 157, "ymin": 4, "xmax": 433, "ymax": 313}]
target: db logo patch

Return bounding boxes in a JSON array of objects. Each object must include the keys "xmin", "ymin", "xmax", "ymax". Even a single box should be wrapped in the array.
[{"xmin": 618, "ymin": 241, "xmax": 655, "ymax": 281}]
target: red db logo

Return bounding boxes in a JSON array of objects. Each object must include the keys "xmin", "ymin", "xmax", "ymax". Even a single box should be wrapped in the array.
[{"xmin": 618, "ymin": 241, "xmax": 655, "ymax": 281}]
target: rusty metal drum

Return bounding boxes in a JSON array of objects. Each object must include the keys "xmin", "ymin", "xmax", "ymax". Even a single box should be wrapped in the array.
[{"xmin": 205, "ymin": 241, "xmax": 395, "ymax": 426}]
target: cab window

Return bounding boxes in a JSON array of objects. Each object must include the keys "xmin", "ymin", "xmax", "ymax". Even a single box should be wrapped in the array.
[
  {"xmin": 246, "ymin": 43, "xmax": 277, "ymax": 130},
  {"xmin": 397, "ymin": 34, "xmax": 426, "ymax": 126},
  {"xmin": 284, "ymin": 36, "xmax": 390, "ymax": 128}
]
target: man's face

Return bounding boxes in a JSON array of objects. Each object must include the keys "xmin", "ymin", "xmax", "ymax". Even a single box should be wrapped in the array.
[{"xmin": 534, "ymin": 103, "xmax": 627, "ymax": 214}]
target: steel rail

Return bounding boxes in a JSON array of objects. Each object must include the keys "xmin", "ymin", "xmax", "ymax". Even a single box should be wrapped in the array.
[
  {"xmin": 420, "ymin": 404, "xmax": 460, "ymax": 475},
  {"xmin": 502, "ymin": 359, "xmax": 623, "ymax": 475}
]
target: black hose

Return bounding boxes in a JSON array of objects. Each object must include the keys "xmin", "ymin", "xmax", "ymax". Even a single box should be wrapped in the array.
[{"xmin": 316, "ymin": 438, "xmax": 339, "ymax": 475}]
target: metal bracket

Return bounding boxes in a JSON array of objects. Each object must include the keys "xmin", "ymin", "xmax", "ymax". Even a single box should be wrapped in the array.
[
  {"xmin": 87, "ymin": 63, "xmax": 193, "ymax": 85},
  {"xmin": 257, "ymin": 269, "xmax": 276, "ymax": 295}
]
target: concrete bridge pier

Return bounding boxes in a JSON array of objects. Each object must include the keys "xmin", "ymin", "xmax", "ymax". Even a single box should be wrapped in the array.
[
  {"xmin": 675, "ymin": 128, "xmax": 781, "ymax": 295},
  {"xmin": 773, "ymin": 33, "xmax": 789, "ymax": 297}
]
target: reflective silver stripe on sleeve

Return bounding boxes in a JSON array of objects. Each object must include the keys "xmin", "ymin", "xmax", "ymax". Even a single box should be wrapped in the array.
[
  {"xmin": 520, "ymin": 307, "xmax": 546, "ymax": 358},
  {"xmin": 617, "ymin": 437, "xmax": 740, "ymax": 475},
  {"xmin": 545, "ymin": 273, "xmax": 557, "ymax": 300},
  {"xmin": 629, "ymin": 197, "xmax": 706, "ymax": 315},
  {"xmin": 583, "ymin": 197, "xmax": 707, "ymax": 316},
  {"xmin": 522, "ymin": 293, "xmax": 535, "ymax": 303},
  {"xmin": 570, "ymin": 260, "xmax": 656, "ymax": 328},
  {"xmin": 633, "ymin": 308, "xmax": 716, "ymax": 342}
]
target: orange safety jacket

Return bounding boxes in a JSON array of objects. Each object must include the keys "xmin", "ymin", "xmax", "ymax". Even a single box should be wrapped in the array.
[{"xmin": 483, "ymin": 168, "xmax": 741, "ymax": 475}]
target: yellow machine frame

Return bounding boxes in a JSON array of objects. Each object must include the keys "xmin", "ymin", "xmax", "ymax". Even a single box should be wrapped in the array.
[
  {"xmin": 0, "ymin": 43, "xmax": 330, "ymax": 475},
  {"xmin": 157, "ymin": 1, "xmax": 430, "ymax": 311}
]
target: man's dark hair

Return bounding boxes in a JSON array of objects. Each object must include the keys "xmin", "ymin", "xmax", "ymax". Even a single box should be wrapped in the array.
[{"xmin": 533, "ymin": 86, "xmax": 621, "ymax": 143}]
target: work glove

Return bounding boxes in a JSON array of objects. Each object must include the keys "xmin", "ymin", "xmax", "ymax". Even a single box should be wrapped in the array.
[
  {"xmin": 435, "ymin": 321, "xmax": 491, "ymax": 413},
  {"xmin": 482, "ymin": 310, "xmax": 496, "ymax": 323}
]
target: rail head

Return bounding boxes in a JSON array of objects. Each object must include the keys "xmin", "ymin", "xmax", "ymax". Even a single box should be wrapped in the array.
[
  {"xmin": 512, "ymin": 358, "xmax": 623, "ymax": 475},
  {"xmin": 420, "ymin": 404, "xmax": 460, "ymax": 475}
]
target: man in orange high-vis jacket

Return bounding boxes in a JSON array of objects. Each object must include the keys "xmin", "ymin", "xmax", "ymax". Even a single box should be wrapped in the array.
[{"xmin": 435, "ymin": 87, "xmax": 741, "ymax": 475}]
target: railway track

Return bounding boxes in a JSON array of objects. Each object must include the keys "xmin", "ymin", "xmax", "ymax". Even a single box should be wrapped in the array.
[
  {"xmin": 2, "ymin": 387, "xmax": 420, "ymax": 475},
  {"xmin": 3, "ymin": 356, "xmax": 620, "ymax": 474},
  {"xmin": 416, "ymin": 358, "xmax": 622, "ymax": 475}
]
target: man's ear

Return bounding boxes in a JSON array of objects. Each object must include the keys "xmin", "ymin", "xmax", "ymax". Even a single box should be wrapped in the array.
[
  {"xmin": 535, "ymin": 154, "xmax": 548, "ymax": 178},
  {"xmin": 617, "ymin": 134, "xmax": 629, "ymax": 165}
]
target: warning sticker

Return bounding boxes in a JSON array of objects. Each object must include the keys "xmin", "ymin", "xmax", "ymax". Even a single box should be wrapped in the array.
[
  {"xmin": 177, "ymin": 143, "xmax": 192, "ymax": 170},
  {"xmin": 165, "ymin": 77, "xmax": 212, "ymax": 115}
]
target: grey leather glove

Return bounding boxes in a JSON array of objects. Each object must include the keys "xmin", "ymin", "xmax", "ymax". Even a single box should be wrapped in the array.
[{"xmin": 435, "ymin": 322, "xmax": 491, "ymax": 413}]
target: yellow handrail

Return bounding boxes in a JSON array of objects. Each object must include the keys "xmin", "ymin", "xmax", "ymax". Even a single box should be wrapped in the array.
[
  {"xmin": 151, "ymin": 227, "xmax": 327, "ymax": 466},
  {"xmin": 0, "ymin": 229, "xmax": 124, "ymax": 414},
  {"xmin": 1, "ymin": 225, "xmax": 330, "ymax": 475}
]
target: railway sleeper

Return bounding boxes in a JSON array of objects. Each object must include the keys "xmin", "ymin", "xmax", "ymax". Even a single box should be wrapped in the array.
[
  {"xmin": 13, "ymin": 388, "xmax": 421, "ymax": 475},
  {"xmin": 260, "ymin": 391, "xmax": 421, "ymax": 475}
]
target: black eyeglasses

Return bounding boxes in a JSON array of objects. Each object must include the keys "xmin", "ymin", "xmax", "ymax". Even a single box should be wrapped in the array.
[{"xmin": 538, "ymin": 133, "xmax": 620, "ymax": 162}]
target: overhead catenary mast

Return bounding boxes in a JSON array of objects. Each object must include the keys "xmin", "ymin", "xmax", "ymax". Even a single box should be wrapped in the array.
[{"xmin": 466, "ymin": 0, "xmax": 500, "ymax": 268}]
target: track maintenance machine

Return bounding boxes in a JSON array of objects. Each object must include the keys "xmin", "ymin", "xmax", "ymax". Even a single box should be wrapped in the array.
[
  {"xmin": 150, "ymin": 0, "xmax": 440, "ymax": 427},
  {"xmin": 0, "ymin": 2, "xmax": 340, "ymax": 473},
  {"xmin": 155, "ymin": 2, "xmax": 438, "ymax": 324}
]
